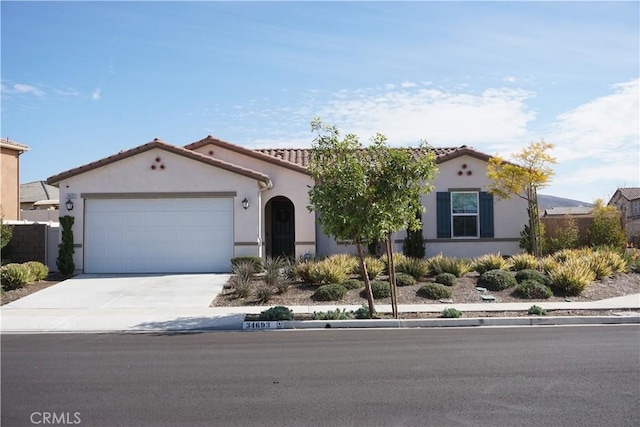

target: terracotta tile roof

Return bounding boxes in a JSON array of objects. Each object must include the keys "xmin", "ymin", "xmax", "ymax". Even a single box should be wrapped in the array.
[
  {"xmin": 253, "ymin": 145, "xmax": 490, "ymax": 167},
  {"xmin": 185, "ymin": 136, "xmax": 310, "ymax": 175},
  {"xmin": 47, "ymin": 139, "xmax": 272, "ymax": 187},
  {"xmin": 615, "ymin": 187, "xmax": 640, "ymax": 201},
  {"xmin": 1, "ymin": 137, "xmax": 29, "ymax": 152}
]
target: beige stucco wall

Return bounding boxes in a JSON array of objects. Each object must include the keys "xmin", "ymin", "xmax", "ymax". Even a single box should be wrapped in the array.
[
  {"xmin": 56, "ymin": 148, "xmax": 264, "ymax": 272},
  {"xmin": 1, "ymin": 148, "xmax": 21, "ymax": 220},
  {"xmin": 317, "ymin": 154, "xmax": 527, "ymax": 258},
  {"xmin": 422, "ymin": 155, "xmax": 526, "ymax": 258},
  {"xmin": 192, "ymin": 144, "xmax": 317, "ymax": 258}
]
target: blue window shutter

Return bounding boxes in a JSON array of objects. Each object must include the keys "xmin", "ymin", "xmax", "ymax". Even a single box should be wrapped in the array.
[
  {"xmin": 437, "ymin": 192, "xmax": 451, "ymax": 238},
  {"xmin": 479, "ymin": 192, "xmax": 494, "ymax": 238}
]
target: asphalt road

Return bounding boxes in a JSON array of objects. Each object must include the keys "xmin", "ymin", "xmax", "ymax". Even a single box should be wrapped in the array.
[{"xmin": 2, "ymin": 326, "xmax": 639, "ymax": 427}]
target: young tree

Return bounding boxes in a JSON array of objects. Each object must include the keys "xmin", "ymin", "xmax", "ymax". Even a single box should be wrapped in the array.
[
  {"xmin": 307, "ymin": 119, "xmax": 438, "ymax": 317},
  {"xmin": 587, "ymin": 199, "xmax": 626, "ymax": 248},
  {"xmin": 487, "ymin": 141, "xmax": 556, "ymax": 257}
]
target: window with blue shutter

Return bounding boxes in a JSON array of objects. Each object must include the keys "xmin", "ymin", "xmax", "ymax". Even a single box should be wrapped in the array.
[{"xmin": 436, "ymin": 191, "xmax": 494, "ymax": 238}]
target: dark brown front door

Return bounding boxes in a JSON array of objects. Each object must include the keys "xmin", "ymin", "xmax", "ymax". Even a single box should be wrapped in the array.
[{"xmin": 271, "ymin": 198, "xmax": 295, "ymax": 258}]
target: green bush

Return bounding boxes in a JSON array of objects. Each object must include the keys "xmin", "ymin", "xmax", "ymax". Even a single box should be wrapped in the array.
[
  {"xmin": 434, "ymin": 272, "xmax": 457, "ymax": 287},
  {"xmin": 313, "ymin": 284, "xmax": 348, "ymax": 301},
  {"xmin": 545, "ymin": 217, "xmax": 580, "ymax": 253},
  {"xmin": 417, "ymin": 283, "xmax": 452, "ymax": 300},
  {"xmin": 513, "ymin": 280, "xmax": 553, "ymax": 299},
  {"xmin": 231, "ymin": 256, "xmax": 263, "ymax": 273},
  {"xmin": 311, "ymin": 308, "xmax": 353, "ymax": 320},
  {"xmin": 24, "ymin": 261, "xmax": 49, "ymax": 281},
  {"xmin": 515, "ymin": 269, "xmax": 551, "ymax": 286},
  {"xmin": 548, "ymin": 260, "xmax": 596, "ymax": 296},
  {"xmin": 471, "ymin": 253, "xmax": 509, "ymax": 274},
  {"xmin": 354, "ymin": 304, "xmax": 371, "ymax": 319},
  {"xmin": 508, "ymin": 253, "xmax": 538, "ymax": 271},
  {"xmin": 477, "ymin": 269, "xmax": 517, "ymax": 291},
  {"xmin": 395, "ymin": 273, "xmax": 416, "ymax": 287},
  {"xmin": 528, "ymin": 305, "xmax": 547, "ymax": 316},
  {"xmin": 57, "ymin": 215, "xmax": 75, "ymax": 277},
  {"xmin": 403, "ymin": 227, "xmax": 425, "ymax": 259},
  {"xmin": 342, "ymin": 278, "xmax": 364, "ymax": 290},
  {"xmin": 0, "ymin": 263, "xmax": 31, "ymax": 290},
  {"xmin": 355, "ymin": 256, "xmax": 385, "ymax": 280},
  {"xmin": 586, "ymin": 207, "xmax": 626, "ymax": 249},
  {"xmin": 428, "ymin": 254, "xmax": 471, "ymax": 277},
  {"xmin": 361, "ymin": 280, "xmax": 391, "ymax": 299},
  {"xmin": 395, "ymin": 256, "xmax": 429, "ymax": 280},
  {"xmin": 259, "ymin": 306, "xmax": 293, "ymax": 321},
  {"xmin": 441, "ymin": 308, "xmax": 462, "ymax": 318},
  {"xmin": 310, "ymin": 260, "xmax": 348, "ymax": 286}
]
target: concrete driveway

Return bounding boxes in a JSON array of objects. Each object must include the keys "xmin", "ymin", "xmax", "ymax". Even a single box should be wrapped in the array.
[{"xmin": 4, "ymin": 274, "xmax": 230, "ymax": 309}]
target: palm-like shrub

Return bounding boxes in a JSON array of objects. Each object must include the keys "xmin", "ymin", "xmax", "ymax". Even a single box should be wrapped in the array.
[
  {"xmin": 1, "ymin": 263, "xmax": 31, "ymax": 290},
  {"xmin": 264, "ymin": 256, "xmax": 292, "ymax": 294},
  {"xmin": 24, "ymin": 261, "xmax": 49, "ymax": 281},
  {"xmin": 508, "ymin": 253, "xmax": 538, "ymax": 271},
  {"xmin": 354, "ymin": 256, "xmax": 385, "ymax": 280},
  {"xmin": 326, "ymin": 253, "xmax": 359, "ymax": 273},
  {"xmin": 471, "ymin": 253, "xmax": 509, "ymax": 274},
  {"xmin": 293, "ymin": 260, "xmax": 315, "ymax": 283},
  {"xmin": 548, "ymin": 259, "xmax": 596, "ymax": 296},
  {"xmin": 538, "ymin": 256, "xmax": 560, "ymax": 275},
  {"xmin": 310, "ymin": 260, "xmax": 348, "ymax": 286},
  {"xmin": 395, "ymin": 256, "xmax": 429, "ymax": 280},
  {"xmin": 428, "ymin": 254, "xmax": 471, "ymax": 277}
]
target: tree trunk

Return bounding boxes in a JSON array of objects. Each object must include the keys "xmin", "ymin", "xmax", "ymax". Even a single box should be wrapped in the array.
[
  {"xmin": 528, "ymin": 186, "xmax": 541, "ymax": 257},
  {"xmin": 385, "ymin": 234, "xmax": 398, "ymax": 318},
  {"xmin": 355, "ymin": 240, "xmax": 376, "ymax": 317}
]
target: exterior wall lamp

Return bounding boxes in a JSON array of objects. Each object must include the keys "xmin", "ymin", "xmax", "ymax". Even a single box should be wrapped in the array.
[
  {"xmin": 65, "ymin": 199, "xmax": 74, "ymax": 211},
  {"xmin": 241, "ymin": 198, "xmax": 250, "ymax": 210}
]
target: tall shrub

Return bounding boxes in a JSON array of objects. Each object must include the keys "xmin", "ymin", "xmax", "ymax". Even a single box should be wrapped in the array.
[
  {"xmin": 587, "ymin": 200, "xmax": 626, "ymax": 248},
  {"xmin": 57, "ymin": 215, "xmax": 75, "ymax": 277}
]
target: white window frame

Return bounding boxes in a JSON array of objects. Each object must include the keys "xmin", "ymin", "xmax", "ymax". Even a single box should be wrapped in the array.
[{"xmin": 451, "ymin": 191, "xmax": 479, "ymax": 238}]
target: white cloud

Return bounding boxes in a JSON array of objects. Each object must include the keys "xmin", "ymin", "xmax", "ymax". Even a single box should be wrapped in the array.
[
  {"xmin": 316, "ymin": 85, "xmax": 536, "ymax": 146},
  {"xmin": 400, "ymin": 81, "xmax": 417, "ymax": 88},
  {"xmin": 1, "ymin": 82, "xmax": 44, "ymax": 97},
  {"xmin": 91, "ymin": 88, "xmax": 102, "ymax": 101},
  {"xmin": 548, "ymin": 78, "xmax": 639, "ymax": 165},
  {"xmin": 503, "ymin": 76, "xmax": 516, "ymax": 83}
]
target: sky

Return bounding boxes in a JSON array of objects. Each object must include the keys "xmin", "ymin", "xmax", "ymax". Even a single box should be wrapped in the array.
[{"xmin": 2, "ymin": 0, "xmax": 638, "ymax": 204}]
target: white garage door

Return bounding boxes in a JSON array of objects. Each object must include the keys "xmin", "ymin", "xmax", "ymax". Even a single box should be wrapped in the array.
[{"xmin": 84, "ymin": 198, "xmax": 233, "ymax": 273}]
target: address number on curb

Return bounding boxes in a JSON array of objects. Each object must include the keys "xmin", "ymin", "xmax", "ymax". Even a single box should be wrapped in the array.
[{"xmin": 243, "ymin": 321, "xmax": 284, "ymax": 330}]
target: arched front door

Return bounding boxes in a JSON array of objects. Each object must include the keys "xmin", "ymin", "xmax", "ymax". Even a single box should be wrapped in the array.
[{"xmin": 266, "ymin": 196, "xmax": 295, "ymax": 258}]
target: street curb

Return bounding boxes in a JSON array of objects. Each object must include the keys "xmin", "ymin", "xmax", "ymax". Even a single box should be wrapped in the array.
[{"xmin": 244, "ymin": 315, "xmax": 640, "ymax": 331}]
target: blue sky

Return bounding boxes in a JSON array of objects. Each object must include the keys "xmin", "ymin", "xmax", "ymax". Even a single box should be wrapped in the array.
[{"xmin": 2, "ymin": 1, "xmax": 638, "ymax": 203}]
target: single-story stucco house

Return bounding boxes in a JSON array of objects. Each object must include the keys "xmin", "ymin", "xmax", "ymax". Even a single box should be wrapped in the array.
[{"xmin": 46, "ymin": 136, "xmax": 527, "ymax": 274}]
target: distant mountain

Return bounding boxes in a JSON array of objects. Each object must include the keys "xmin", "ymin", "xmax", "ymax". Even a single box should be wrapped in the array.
[{"xmin": 538, "ymin": 194, "xmax": 593, "ymax": 211}]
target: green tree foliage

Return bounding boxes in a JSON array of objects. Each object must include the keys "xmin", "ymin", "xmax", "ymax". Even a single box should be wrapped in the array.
[
  {"xmin": 487, "ymin": 141, "xmax": 556, "ymax": 257},
  {"xmin": 307, "ymin": 119, "xmax": 438, "ymax": 317},
  {"xmin": 546, "ymin": 216, "xmax": 579, "ymax": 254},
  {"xmin": 57, "ymin": 215, "xmax": 75, "ymax": 277},
  {"xmin": 1, "ymin": 214, "xmax": 13, "ymax": 250},
  {"xmin": 587, "ymin": 199, "xmax": 626, "ymax": 248}
]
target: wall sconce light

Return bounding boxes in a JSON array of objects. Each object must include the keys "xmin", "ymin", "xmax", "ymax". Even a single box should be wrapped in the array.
[
  {"xmin": 65, "ymin": 199, "xmax": 74, "ymax": 211},
  {"xmin": 241, "ymin": 198, "xmax": 250, "ymax": 210}
]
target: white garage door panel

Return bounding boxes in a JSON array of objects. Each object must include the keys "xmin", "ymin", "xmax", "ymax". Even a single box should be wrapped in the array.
[{"xmin": 85, "ymin": 198, "xmax": 233, "ymax": 273}]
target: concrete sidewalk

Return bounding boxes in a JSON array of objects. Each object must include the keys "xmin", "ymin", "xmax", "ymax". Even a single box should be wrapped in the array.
[{"xmin": 2, "ymin": 294, "xmax": 638, "ymax": 333}]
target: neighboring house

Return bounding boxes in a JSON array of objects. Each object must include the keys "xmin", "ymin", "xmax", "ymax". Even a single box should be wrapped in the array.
[
  {"xmin": 20, "ymin": 180, "xmax": 60, "ymax": 211},
  {"xmin": 1, "ymin": 138, "xmax": 29, "ymax": 220},
  {"xmin": 542, "ymin": 206, "xmax": 593, "ymax": 217},
  {"xmin": 608, "ymin": 187, "xmax": 640, "ymax": 244},
  {"xmin": 46, "ymin": 137, "xmax": 527, "ymax": 274}
]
